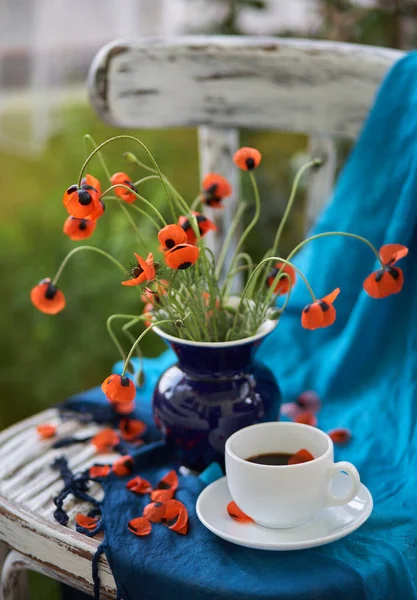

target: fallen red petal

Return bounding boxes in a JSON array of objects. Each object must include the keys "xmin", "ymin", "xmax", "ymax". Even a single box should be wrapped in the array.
[
  {"xmin": 288, "ymin": 448, "xmax": 315, "ymax": 465},
  {"xmin": 36, "ymin": 424, "xmax": 57, "ymax": 439},
  {"xmin": 128, "ymin": 517, "xmax": 152, "ymax": 536},
  {"xmin": 328, "ymin": 428, "xmax": 352, "ymax": 445},
  {"xmin": 150, "ymin": 488, "xmax": 175, "ymax": 503},
  {"xmin": 162, "ymin": 499, "xmax": 189, "ymax": 534},
  {"xmin": 294, "ymin": 411, "xmax": 317, "ymax": 426},
  {"xmin": 143, "ymin": 502, "xmax": 166, "ymax": 523},
  {"xmin": 126, "ymin": 476, "xmax": 153, "ymax": 494},
  {"xmin": 75, "ymin": 514, "xmax": 99, "ymax": 530},
  {"xmin": 112, "ymin": 455, "xmax": 134, "ymax": 476},
  {"xmin": 89, "ymin": 464, "xmax": 111, "ymax": 478},
  {"xmin": 227, "ymin": 501, "xmax": 254, "ymax": 523},
  {"xmin": 91, "ymin": 428, "xmax": 120, "ymax": 453}
]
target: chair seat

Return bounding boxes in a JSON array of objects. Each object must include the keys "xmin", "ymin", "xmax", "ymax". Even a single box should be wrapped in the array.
[{"xmin": 0, "ymin": 409, "xmax": 117, "ymax": 598}]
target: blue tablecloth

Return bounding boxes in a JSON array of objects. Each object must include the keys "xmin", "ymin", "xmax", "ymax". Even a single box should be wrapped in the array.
[{"xmin": 64, "ymin": 52, "xmax": 417, "ymax": 600}]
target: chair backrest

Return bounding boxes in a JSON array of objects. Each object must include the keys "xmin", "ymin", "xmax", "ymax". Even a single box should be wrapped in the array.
[{"xmin": 88, "ymin": 36, "xmax": 403, "ymax": 284}]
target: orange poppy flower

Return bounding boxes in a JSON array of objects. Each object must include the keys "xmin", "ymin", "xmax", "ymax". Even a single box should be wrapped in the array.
[
  {"xmin": 267, "ymin": 262, "xmax": 296, "ymax": 295},
  {"xmin": 63, "ymin": 174, "xmax": 101, "ymax": 219},
  {"xmin": 288, "ymin": 449, "xmax": 315, "ymax": 465},
  {"xmin": 301, "ymin": 288, "xmax": 340, "ymax": 330},
  {"xmin": 114, "ymin": 401, "xmax": 135, "ymax": 415},
  {"xmin": 158, "ymin": 224, "xmax": 187, "ymax": 251},
  {"xmin": 128, "ymin": 516, "xmax": 152, "ymax": 536},
  {"xmin": 63, "ymin": 217, "xmax": 96, "ymax": 241},
  {"xmin": 202, "ymin": 173, "xmax": 232, "ymax": 208},
  {"xmin": 122, "ymin": 252, "xmax": 155, "ymax": 286},
  {"xmin": 126, "ymin": 475, "xmax": 153, "ymax": 494},
  {"xmin": 89, "ymin": 464, "xmax": 111, "ymax": 478},
  {"xmin": 161, "ymin": 499, "xmax": 188, "ymax": 535},
  {"xmin": 165, "ymin": 244, "xmax": 199, "ymax": 270},
  {"xmin": 101, "ymin": 374, "xmax": 136, "ymax": 405},
  {"xmin": 112, "ymin": 455, "xmax": 134, "ymax": 477},
  {"xmin": 110, "ymin": 172, "xmax": 137, "ymax": 204},
  {"xmin": 178, "ymin": 212, "xmax": 217, "ymax": 245},
  {"xmin": 150, "ymin": 470, "xmax": 178, "ymax": 502},
  {"xmin": 233, "ymin": 147, "xmax": 262, "ymax": 171},
  {"xmin": 91, "ymin": 428, "xmax": 120, "ymax": 453},
  {"xmin": 363, "ymin": 244, "xmax": 408, "ymax": 299},
  {"xmin": 87, "ymin": 199, "xmax": 105, "ymax": 221},
  {"xmin": 143, "ymin": 501, "xmax": 166, "ymax": 523},
  {"xmin": 119, "ymin": 419, "xmax": 146, "ymax": 442},
  {"xmin": 75, "ymin": 514, "xmax": 99, "ymax": 530},
  {"xmin": 36, "ymin": 423, "xmax": 57, "ymax": 439},
  {"xmin": 294, "ymin": 411, "xmax": 317, "ymax": 427},
  {"xmin": 328, "ymin": 428, "xmax": 352, "ymax": 445},
  {"xmin": 31, "ymin": 278, "xmax": 66, "ymax": 315},
  {"xmin": 227, "ymin": 501, "xmax": 254, "ymax": 523}
]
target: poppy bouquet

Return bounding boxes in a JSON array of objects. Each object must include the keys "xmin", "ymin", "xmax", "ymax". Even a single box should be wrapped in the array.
[{"xmin": 31, "ymin": 135, "xmax": 408, "ymax": 405}]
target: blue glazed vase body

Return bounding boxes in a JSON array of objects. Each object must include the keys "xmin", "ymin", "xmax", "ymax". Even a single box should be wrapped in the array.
[{"xmin": 152, "ymin": 329, "xmax": 281, "ymax": 471}]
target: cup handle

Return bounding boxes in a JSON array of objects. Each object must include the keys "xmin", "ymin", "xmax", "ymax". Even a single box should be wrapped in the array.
[{"xmin": 325, "ymin": 461, "xmax": 361, "ymax": 507}]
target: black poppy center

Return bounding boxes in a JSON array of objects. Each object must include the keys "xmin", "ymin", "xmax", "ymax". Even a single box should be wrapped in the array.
[
  {"xmin": 120, "ymin": 376, "xmax": 131, "ymax": 387},
  {"xmin": 66, "ymin": 185, "xmax": 78, "ymax": 195},
  {"xmin": 387, "ymin": 266, "xmax": 400, "ymax": 280},
  {"xmin": 303, "ymin": 305, "xmax": 310, "ymax": 313},
  {"xmin": 165, "ymin": 238, "xmax": 175, "ymax": 249},
  {"xmin": 178, "ymin": 261, "xmax": 192, "ymax": 270},
  {"xmin": 132, "ymin": 265, "xmax": 144, "ymax": 278},
  {"xmin": 164, "ymin": 516, "xmax": 179, "ymax": 527},
  {"xmin": 245, "ymin": 157, "xmax": 255, "ymax": 170},
  {"xmin": 78, "ymin": 190, "xmax": 92, "ymax": 206},
  {"xmin": 79, "ymin": 219, "xmax": 88, "ymax": 231},
  {"xmin": 45, "ymin": 283, "xmax": 58, "ymax": 300},
  {"xmin": 319, "ymin": 301, "xmax": 330, "ymax": 312}
]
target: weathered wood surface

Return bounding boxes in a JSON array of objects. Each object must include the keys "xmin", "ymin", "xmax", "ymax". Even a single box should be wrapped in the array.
[
  {"xmin": 0, "ymin": 409, "xmax": 116, "ymax": 598},
  {"xmin": 1, "ymin": 551, "xmax": 29, "ymax": 600},
  {"xmin": 88, "ymin": 36, "xmax": 403, "ymax": 138}
]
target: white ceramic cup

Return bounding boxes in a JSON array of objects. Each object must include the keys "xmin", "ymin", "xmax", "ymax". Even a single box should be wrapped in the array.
[{"xmin": 225, "ymin": 421, "xmax": 360, "ymax": 529}]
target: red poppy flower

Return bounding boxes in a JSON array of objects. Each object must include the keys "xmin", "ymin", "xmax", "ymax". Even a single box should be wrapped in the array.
[
  {"xmin": 89, "ymin": 464, "xmax": 111, "ymax": 478},
  {"xmin": 63, "ymin": 174, "xmax": 101, "ymax": 219},
  {"xmin": 143, "ymin": 502, "xmax": 166, "ymax": 523},
  {"xmin": 101, "ymin": 374, "xmax": 136, "ymax": 405},
  {"xmin": 288, "ymin": 449, "xmax": 315, "ymax": 465},
  {"xmin": 150, "ymin": 470, "xmax": 178, "ymax": 502},
  {"xmin": 227, "ymin": 501, "xmax": 254, "ymax": 523},
  {"xmin": 294, "ymin": 411, "xmax": 317, "ymax": 427},
  {"xmin": 36, "ymin": 424, "xmax": 57, "ymax": 439},
  {"xmin": 165, "ymin": 244, "xmax": 199, "ymax": 270},
  {"xmin": 31, "ymin": 278, "xmax": 66, "ymax": 315},
  {"xmin": 126, "ymin": 476, "xmax": 153, "ymax": 494},
  {"xmin": 141, "ymin": 280, "xmax": 168, "ymax": 306},
  {"xmin": 363, "ymin": 244, "xmax": 408, "ymax": 299},
  {"xmin": 233, "ymin": 147, "xmax": 262, "ymax": 171},
  {"xmin": 161, "ymin": 499, "xmax": 188, "ymax": 535},
  {"xmin": 178, "ymin": 212, "xmax": 217, "ymax": 245},
  {"xmin": 301, "ymin": 288, "xmax": 340, "ymax": 330},
  {"xmin": 158, "ymin": 224, "xmax": 187, "ymax": 251},
  {"xmin": 75, "ymin": 514, "xmax": 99, "ymax": 530},
  {"xmin": 111, "ymin": 172, "xmax": 137, "ymax": 204},
  {"xmin": 91, "ymin": 428, "xmax": 120, "ymax": 453},
  {"xmin": 112, "ymin": 455, "xmax": 134, "ymax": 477},
  {"xmin": 267, "ymin": 262, "xmax": 296, "ymax": 295},
  {"xmin": 328, "ymin": 428, "xmax": 352, "ymax": 445},
  {"xmin": 202, "ymin": 173, "xmax": 232, "ymax": 208},
  {"xmin": 122, "ymin": 252, "xmax": 155, "ymax": 286},
  {"xmin": 114, "ymin": 401, "xmax": 135, "ymax": 415},
  {"xmin": 119, "ymin": 419, "xmax": 146, "ymax": 442},
  {"xmin": 63, "ymin": 216, "xmax": 96, "ymax": 241},
  {"xmin": 87, "ymin": 199, "xmax": 105, "ymax": 221},
  {"xmin": 128, "ymin": 516, "xmax": 152, "ymax": 536}
]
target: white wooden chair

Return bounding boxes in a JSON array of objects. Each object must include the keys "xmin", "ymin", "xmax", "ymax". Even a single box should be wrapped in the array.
[{"xmin": 0, "ymin": 36, "xmax": 402, "ymax": 599}]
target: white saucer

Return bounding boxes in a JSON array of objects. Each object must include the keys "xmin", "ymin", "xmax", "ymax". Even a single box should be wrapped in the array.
[{"xmin": 196, "ymin": 476, "xmax": 373, "ymax": 551}]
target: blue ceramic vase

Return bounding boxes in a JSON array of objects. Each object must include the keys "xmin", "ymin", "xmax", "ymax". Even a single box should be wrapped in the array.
[{"xmin": 152, "ymin": 324, "xmax": 281, "ymax": 471}]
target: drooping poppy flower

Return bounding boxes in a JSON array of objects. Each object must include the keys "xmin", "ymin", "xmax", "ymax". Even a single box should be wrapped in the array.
[
  {"xmin": 227, "ymin": 501, "xmax": 254, "ymax": 523},
  {"xmin": 267, "ymin": 262, "xmax": 296, "ymax": 296},
  {"xmin": 122, "ymin": 252, "xmax": 155, "ymax": 286},
  {"xmin": 178, "ymin": 212, "xmax": 217, "ymax": 245},
  {"xmin": 141, "ymin": 280, "xmax": 168, "ymax": 306},
  {"xmin": 158, "ymin": 224, "xmax": 187, "ymax": 251},
  {"xmin": 161, "ymin": 499, "xmax": 188, "ymax": 534},
  {"xmin": 301, "ymin": 288, "xmax": 340, "ymax": 331},
  {"xmin": 201, "ymin": 173, "xmax": 232, "ymax": 208},
  {"xmin": 89, "ymin": 464, "xmax": 111, "ymax": 479},
  {"xmin": 296, "ymin": 390, "xmax": 321, "ymax": 413},
  {"xmin": 143, "ymin": 502, "xmax": 166, "ymax": 523},
  {"xmin": 63, "ymin": 216, "xmax": 96, "ymax": 241},
  {"xmin": 165, "ymin": 244, "xmax": 199, "ymax": 270},
  {"xmin": 294, "ymin": 411, "xmax": 317, "ymax": 427},
  {"xmin": 288, "ymin": 448, "xmax": 315, "ymax": 465},
  {"xmin": 328, "ymin": 428, "xmax": 352, "ymax": 445},
  {"xmin": 91, "ymin": 428, "xmax": 120, "ymax": 453},
  {"xmin": 119, "ymin": 419, "xmax": 146, "ymax": 442},
  {"xmin": 36, "ymin": 423, "xmax": 57, "ymax": 439},
  {"xmin": 101, "ymin": 374, "xmax": 136, "ymax": 405},
  {"xmin": 150, "ymin": 470, "xmax": 178, "ymax": 502},
  {"xmin": 110, "ymin": 172, "xmax": 137, "ymax": 204},
  {"xmin": 128, "ymin": 516, "xmax": 152, "ymax": 536},
  {"xmin": 363, "ymin": 244, "xmax": 408, "ymax": 299},
  {"xmin": 31, "ymin": 278, "xmax": 66, "ymax": 315},
  {"xmin": 233, "ymin": 147, "xmax": 262, "ymax": 171},
  {"xmin": 75, "ymin": 514, "xmax": 99, "ymax": 531},
  {"xmin": 63, "ymin": 174, "xmax": 101, "ymax": 219},
  {"xmin": 126, "ymin": 476, "xmax": 153, "ymax": 494},
  {"xmin": 112, "ymin": 455, "xmax": 134, "ymax": 477},
  {"xmin": 87, "ymin": 199, "xmax": 105, "ymax": 221}
]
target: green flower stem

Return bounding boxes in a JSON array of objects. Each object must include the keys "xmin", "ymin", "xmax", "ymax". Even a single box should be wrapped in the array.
[
  {"xmin": 221, "ymin": 252, "xmax": 253, "ymax": 299},
  {"xmin": 52, "ymin": 246, "xmax": 125, "ymax": 286},
  {"xmin": 190, "ymin": 194, "xmax": 202, "ymax": 211},
  {"xmin": 122, "ymin": 316, "xmax": 145, "ymax": 385},
  {"xmin": 121, "ymin": 319, "xmax": 173, "ymax": 376},
  {"xmin": 262, "ymin": 272, "xmax": 292, "ymax": 314},
  {"xmin": 106, "ymin": 313, "xmax": 140, "ymax": 368},
  {"xmin": 215, "ymin": 202, "xmax": 247, "ymax": 280},
  {"xmin": 79, "ymin": 134, "xmax": 176, "ymax": 222},
  {"xmin": 100, "ymin": 184, "xmax": 166, "ymax": 227},
  {"xmin": 84, "ymin": 134, "xmax": 112, "ymax": 180},
  {"xmin": 271, "ymin": 158, "xmax": 321, "ymax": 256},
  {"xmin": 227, "ymin": 172, "xmax": 261, "ymax": 269}
]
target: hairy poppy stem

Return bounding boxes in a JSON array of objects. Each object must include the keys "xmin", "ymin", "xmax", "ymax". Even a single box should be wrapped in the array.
[
  {"xmin": 52, "ymin": 246, "xmax": 125, "ymax": 286},
  {"xmin": 78, "ymin": 135, "xmax": 176, "ymax": 222},
  {"xmin": 100, "ymin": 184, "xmax": 167, "ymax": 227},
  {"xmin": 121, "ymin": 319, "xmax": 173, "ymax": 376},
  {"xmin": 215, "ymin": 202, "xmax": 247, "ymax": 280},
  {"xmin": 106, "ymin": 314, "xmax": 141, "ymax": 373}
]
